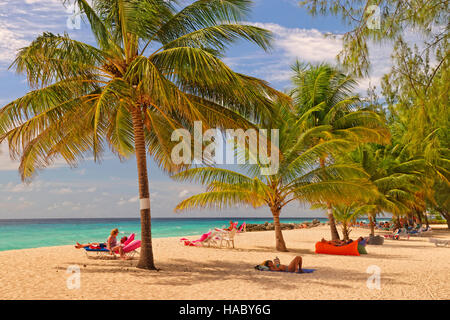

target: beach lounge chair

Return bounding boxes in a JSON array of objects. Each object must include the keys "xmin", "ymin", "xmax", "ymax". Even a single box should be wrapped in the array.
[
  {"xmin": 237, "ymin": 222, "xmax": 246, "ymax": 233},
  {"xmin": 83, "ymin": 245, "xmax": 114, "ymax": 259},
  {"xmin": 429, "ymin": 238, "xmax": 450, "ymax": 247},
  {"xmin": 315, "ymin": 240, "xmax": 360, "ymax": 256},
  {"xmin": 180, "ymin": 232, "xmax": 212, "ymax": 247},
  {"xmin": 180, "ymin": 230, "xmax": 222, "ymax": 247},
  {"xmin": 218, "ymin": 228, "xmax": 237, "ymax": 248},
  {"xmin": 384, "ymin": 228, "xmax": 410, "ymax": 240},
  {"xmin": 413, "ymin": 226, "xmax": 433, "ymax": 237},
  {"xmin": 121, "ymin": 239, "xmax": 141, "ymax": 259},
  {"xmin": 83, "ymin": 233, "xmax": 141, "ymax": 259},
  {"xmin": 206, "ymin": 230, "xmax": 224, "ymax": 247}
]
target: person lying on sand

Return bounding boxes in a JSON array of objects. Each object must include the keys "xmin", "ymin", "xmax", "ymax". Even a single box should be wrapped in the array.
[{"xmin": 263, "ymin": 256, "xmax": 304, "ymax": 273}]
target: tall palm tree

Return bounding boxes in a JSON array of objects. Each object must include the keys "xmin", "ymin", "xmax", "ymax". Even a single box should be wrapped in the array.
[
  {"xmin": 172, "ymin": 99, "xmax": 377, "ymax": 251},
  {"xmin": 290, "ymin": 62, "xmax": 390, "ymax": 240},
  {"xmin": 0, "ymin": 0, "xmax": 284, "ymax": 270}
]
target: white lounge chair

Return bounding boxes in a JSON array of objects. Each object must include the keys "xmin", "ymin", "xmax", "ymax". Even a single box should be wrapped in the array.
[
  {"xmin": 218, "ymin": 228, "xmax": 237, "ymax": 248},
  {"xmin": 429, "ymin": 238, "xmax": 450, "ymax": 247}
]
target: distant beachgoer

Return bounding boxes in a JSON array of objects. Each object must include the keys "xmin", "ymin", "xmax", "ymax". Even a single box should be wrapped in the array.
[
  {"xmin": 263, "ymin": 256, "xmax": 304, "ymax": 273},
  {"xmin": 226, "ymin": 220, "xmax": 235, "ymax": 231}
]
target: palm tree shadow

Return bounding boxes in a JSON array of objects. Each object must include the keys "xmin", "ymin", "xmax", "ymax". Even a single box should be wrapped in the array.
[
  {"xmin": 126, "ymin": 258, "xmax": 409, "ymax": 289},
  {"xmin": 233, "ymin": 246, "xmax": 314, "ymax": 255}
]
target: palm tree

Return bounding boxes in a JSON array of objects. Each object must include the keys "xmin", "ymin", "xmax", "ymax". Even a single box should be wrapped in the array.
[
  {"xmin": 290, "ymin": 62, "xmax": 390, "ymax": 240},
  {"xmin": 349, "ymin": 144, "xmax": 422, "ymax": 236},
  {"xmin": 331, "ymin": 203, "xmax": 376, "ymax": 241},
  {"xmin": 0, "ymin": 0, "xmax": 283, "ymax": 270},
  {"xmin": 172, "ymin": 99, "xmax": 377, "ymax": 251}
]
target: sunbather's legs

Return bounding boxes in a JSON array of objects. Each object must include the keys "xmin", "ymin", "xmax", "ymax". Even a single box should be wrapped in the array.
[
  {"xmin": 111, "ymin": 245, "xmax": 128, "ymax": 259},
  {"xmin": 287, "ymin": 256, "xmax": 303, "ymax": 273},
  {"xmin": 75, "ymin": 242, "xmax": 100, "ymax": 249}
]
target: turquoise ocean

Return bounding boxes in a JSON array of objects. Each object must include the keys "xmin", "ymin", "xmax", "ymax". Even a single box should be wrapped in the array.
[{"xmin": 0, "ymin": 217, "xmax": 387, "ymax": 252}]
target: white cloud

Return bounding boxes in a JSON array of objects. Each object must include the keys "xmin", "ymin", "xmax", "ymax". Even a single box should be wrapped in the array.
[
  {"xmin": 51, "ymin": 187, "xmax": 73, "ymax": 194},
  {"xmin": 128, "ymin": 196, "xmax": 139, "ymax": 203},
  {"xmin": 251, "ymin": 23, "xmax": 343, "ymax": 63},
  {"xmin": 0, "ymin": 143, "xmax": 20, "ymax": 171},
  {"xmin": 0, "ymin": 0, "xmax": 84, "ymax": 68},
  {"xmin": 227, "ymin": 22, "xmax": 398, "ymax": 93},
  {"xmin": 117, "ymin": 197, "xmax": 127, "ymax": 206},
  {"xmin": 0, "ymin": 142, "xmax": 70, "ymax": 172},
  {"xmin": 76, "ymin": 169, "xmax": 87, "ymax": 175},
  {"xmin": 86, "ymin": 187, "xmax": 97, "ymax": 192},
  {"xmin": 178, "ymin": 189, "xmax": 190, "ymax": 198}
]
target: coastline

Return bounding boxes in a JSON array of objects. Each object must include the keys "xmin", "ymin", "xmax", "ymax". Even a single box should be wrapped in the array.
[
  {"xmin": 1, "ymin": 225, "xmax": 449, "ymax": 300},
  {"xmin": 0, "ymin": 217, "xmax": 331, "ymax": 252}
]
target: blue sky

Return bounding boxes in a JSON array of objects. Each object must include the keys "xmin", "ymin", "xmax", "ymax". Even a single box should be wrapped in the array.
[{"xmin": 0, "ymin": 0, "xmax": 396, "ymax": 219}]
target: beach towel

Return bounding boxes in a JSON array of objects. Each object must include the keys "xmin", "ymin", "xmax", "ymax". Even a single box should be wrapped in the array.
[{"xmin": 256, "ymin": 268, "xmax": 316, "ymax": 274}]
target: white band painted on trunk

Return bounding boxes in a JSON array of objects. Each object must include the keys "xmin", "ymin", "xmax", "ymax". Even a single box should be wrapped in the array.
[{"xmin": 140, "ymin": 198, "xmax": 150, "ymax": 210}]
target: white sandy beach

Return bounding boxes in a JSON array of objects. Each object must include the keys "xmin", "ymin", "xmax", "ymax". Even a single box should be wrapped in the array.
[{"xmin": 0, "ymin": 225, "xmax": 449, "ymax": 300}]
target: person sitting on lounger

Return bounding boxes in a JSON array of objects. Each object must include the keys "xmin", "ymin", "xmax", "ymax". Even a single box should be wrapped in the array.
[
  {"xmin": 263, "ymin": 256, "xmax": 304, "ymax": 273},
  {"xmin": 75, "ymin": 228, "xmax": 128, "ymax": 259}
]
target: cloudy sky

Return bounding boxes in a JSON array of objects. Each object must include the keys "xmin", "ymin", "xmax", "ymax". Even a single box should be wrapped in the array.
[{"xmin": 0, "ymin": 0, "xmax": 397, "ymax": 219}]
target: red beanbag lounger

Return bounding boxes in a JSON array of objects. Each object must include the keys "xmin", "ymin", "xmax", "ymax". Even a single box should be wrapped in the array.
[{"xmin": 315, "ymin": 240, "xmax": 360, "ymax": 256}]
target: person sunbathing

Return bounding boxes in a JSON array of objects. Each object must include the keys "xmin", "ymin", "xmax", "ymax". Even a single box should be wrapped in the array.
[
  {"xmin": 75, "ymin": 241, "xmax": 104, "ymax": 249},
  {"xmin": 75, "ymin": 228, "xmax": 128, "ymax": 259},
  {"xmin": 320, "ymin": 238, "xmax": 355, "ymax": 246},
  {"xmin": 320, "ymin": 238, "xmax": 345, "ymax": 246},
  {"xmin": 263, "ymin": 256, "xmax": 304, "ymax": 273}
]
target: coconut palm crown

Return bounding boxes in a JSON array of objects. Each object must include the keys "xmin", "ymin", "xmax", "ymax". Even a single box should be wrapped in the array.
[{"xmin": 289, "ymin": 61, "xmax": 390, "ymax": 240}]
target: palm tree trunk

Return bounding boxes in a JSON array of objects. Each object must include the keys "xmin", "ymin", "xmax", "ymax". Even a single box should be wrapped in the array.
[
  {"xmin": 327, "ymin": 204, "xmax": 341, "ymax": 240},
  {"xmin": 394, "ymin": 216, "xmax": 401, "ymax": 229},
  {"xmin": 369, "ymin": 215, "xmax": 375, "ymax": 237},
  {"xmin": 439, "ymin": 210, "xmax": 450, "ymax": 229},
  {"xmin": 320, "ymin": 157, "xmax": 340, "ymax": 240},
  {"xmin": 131, "ymin": 106, "xmax": 156, "ymax": 270},
  {"xmin": 342, "ymin": 223, "xmax": 349, "ymax": 241},
  {"xmin": 424, "ymin": 213, "xmax": 429, "ymax": 229},
  {"xmin": 271, "ymin": 207, "xmax": 288, "ymax": 252}
]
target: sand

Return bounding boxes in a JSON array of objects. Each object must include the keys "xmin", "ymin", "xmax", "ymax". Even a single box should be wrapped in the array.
[{"xmin": 0, "ymin": 224, "xmax": 449, "ymax": 300}]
